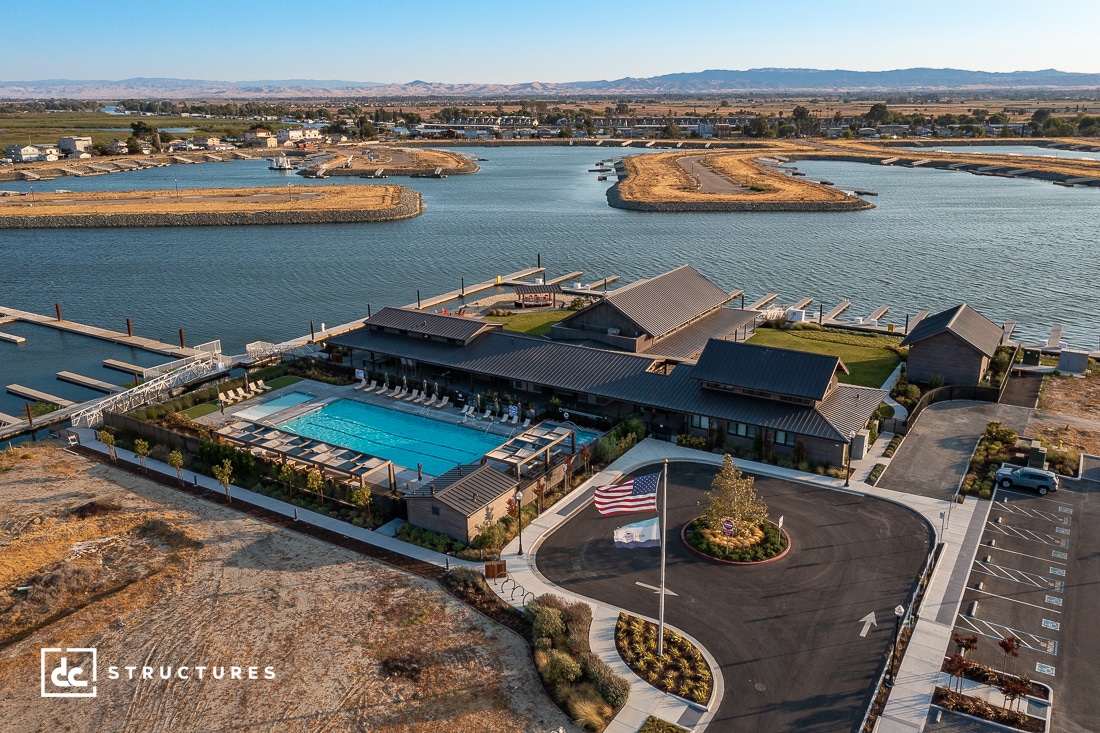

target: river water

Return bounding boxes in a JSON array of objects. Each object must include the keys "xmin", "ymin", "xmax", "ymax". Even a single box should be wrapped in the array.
[{"xmin": 1, "ymin": 145, "xmax": 1097, "ymax": 415}]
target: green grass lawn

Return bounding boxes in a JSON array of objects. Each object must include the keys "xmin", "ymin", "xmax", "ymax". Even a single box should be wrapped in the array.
[
  {"xmin": 180, "ymin": 402, "xmax": 222, "ymax": 419},
  {"xmin": 0, "ymin": 111, "xmax": 287, "ymax": 149},
  {"xmin": 262, "ymin": 375, "xmax": 303, "ymax": 390},
  {"xmin": 747, "ymin": 327, "xmax": 901, "ymax": 388},
  {"xmin": 493, "ymin": 309, "xmax": 570, "ymax": 336}
]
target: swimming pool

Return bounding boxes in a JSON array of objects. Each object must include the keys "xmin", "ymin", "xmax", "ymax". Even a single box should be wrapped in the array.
[
  {"xmin": 278, "ymin": 400, "xmax": 511, "ymax": 476},
  {"xmin": 234, "ymin": 391, "xmax": 314, "ymax": 421}
]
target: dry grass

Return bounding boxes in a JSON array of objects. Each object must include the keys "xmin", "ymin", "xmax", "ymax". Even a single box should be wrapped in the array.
[
  {"xmin": 1038, "ymin": 369, "xmax": 1100, "ymax": 419},
  {"xmin": 0, "ymin": 184, "xmax": 405, "ymax": 218}
]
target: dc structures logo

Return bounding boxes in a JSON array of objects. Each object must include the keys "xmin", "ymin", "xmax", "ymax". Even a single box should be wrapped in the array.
[{"xmin": 41, "ymin": 647, "xmax": 97, "ymax": 698}]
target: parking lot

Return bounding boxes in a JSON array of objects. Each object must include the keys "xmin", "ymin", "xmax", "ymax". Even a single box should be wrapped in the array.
[{"xmin": 950, "ymin": 483, "xmax": 1100, "ymax": 733}]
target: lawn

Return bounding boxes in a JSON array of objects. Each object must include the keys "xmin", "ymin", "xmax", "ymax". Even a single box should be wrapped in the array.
[
  {"xmin": 493, "ymin": 309, "xmax": 570, "ymax": 336},
  {"xmin": 748, "ymin": 327, "xmax": 901, "ymax": 388},
  {"xmin": 262, "ymin": 375, "xmax": 303, "ymax": 390},
  {"xmin": 180, "ymin": 402, "xmax": 222, "ymax": 419}
]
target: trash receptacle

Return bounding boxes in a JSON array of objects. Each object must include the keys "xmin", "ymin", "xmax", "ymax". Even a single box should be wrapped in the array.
[
  {"xmin": 455, "ymin": 392, "xmax": 467, "ymax": 410},
  {"xmin": 484, "ymin": 560, "xmax": 507, "ymax": 579}
]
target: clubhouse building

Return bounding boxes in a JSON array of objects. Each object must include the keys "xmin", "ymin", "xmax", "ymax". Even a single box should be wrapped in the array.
[{"xmin": 328, "ymin": 266, "xmax": 884, "ymax": 466}]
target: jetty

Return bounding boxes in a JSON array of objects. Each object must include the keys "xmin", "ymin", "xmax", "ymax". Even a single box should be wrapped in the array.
[
  {"xmin": 746, "ymin": 293, "xmax": 779, "ymax": 311},
  {"xmin": 545, "ymin": 271, "xmax": 584, "ymax": 285},
  {"xmin": 1002, "ymin": 320, "xmax": 1016, "ymax": 344},
  {"xmin": 908, "ymin": 310, "xmax": 930, "ymax": 333},
  {"xmin": 790, "ymin": 297, "xmax": 814, "ymax": 311},
  {"xmin": 0, "ymin": 331, "xmax": 26, "ymax": 344},
  {"xmin": 0, "ymin": 411, "xmax": 21, "ymax": 425},
  {"xmin": 1045, "ymin": 325, "xmax": 1064, "ymax": 349},
  {"xmin": 5, "ymin": 384, "xmax": 75, "ymax": 408},
  {"xmin": 410, "ymin": 266, "xmax": 547, "ymax": 310},
  {"xmin": 102, "ymin": 359, "xmax": 146, "ymax": 375},
  {"xmin": 0, "ymin": 305, "xmax": 193, "ymax": 358},
  {"xmin": 866, "ymin": 305, "xmax": 890, "ymax": 322},
  {"xmin": 56, "ymin": 371, "xmax": 124, "ymax": 394},
  {"xmin": 821, "ymin": 299, "xmax": 852, "ymax": 323}
]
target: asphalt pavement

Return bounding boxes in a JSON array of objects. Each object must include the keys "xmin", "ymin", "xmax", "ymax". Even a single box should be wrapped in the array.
[{"xmin": 537, "ymin": 462, "xmax": 932, "ymax": 733}]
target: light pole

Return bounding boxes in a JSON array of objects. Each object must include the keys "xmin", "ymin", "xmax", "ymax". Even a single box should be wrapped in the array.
[
  {"xmin": 174, "ymin": 179, "xmax": 179, "ymax": 199},
  {"xmin": 886, "ymin": 604, "xmax": 905, "ymax": 687},
  {"xmin": 514, "ymin": 488, "xmax": 524, "ymax": 556},
  {"xmin": 845, "ymin": 430, "xmax": 856, "ymax": 487},
  {"xmin": 29, "ymin": 185, "xmax": 35, "ymax": 206}
]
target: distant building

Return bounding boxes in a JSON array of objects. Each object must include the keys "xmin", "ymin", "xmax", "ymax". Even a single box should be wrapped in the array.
[
  {"xmin": 107, "ymin": 140, "xmax": 130, "ymax": 155},
  {"xmin": 242, "ymin": 128, "xmax": 275, "ymax": 147},
  {"xmin": 899, "ymin": 304, "xmax": 1005, "ymax": 385},
  {"xmin": 189, "ymin": 136, "xmax": 221, "ymax": 149},
  {"xmin": 276, "ymin": 128, "xmax": 304, "ymax": 144},
  {"xmin": 5, "ymin": 144, "xmax": 41, "ymax": 162},
  {"xmin": 58, "ymin": 136, "xmax": 93, "ymax": 154}
]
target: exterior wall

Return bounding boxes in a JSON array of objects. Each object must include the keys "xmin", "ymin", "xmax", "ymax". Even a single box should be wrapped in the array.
[
  {"xmin": 906, "ymin": 332, "xmax": 986, "ymax": 385},
  {"xmin": 562, "ymin": 301, "xmax": 644, "ymax": 339},
  {"xmin": 691, "ymin": 426, "xmax": 846, "ymax": 467},
  {"xmin": 407, "ymin": 499, "xmax": 470, "ymax": 543}
]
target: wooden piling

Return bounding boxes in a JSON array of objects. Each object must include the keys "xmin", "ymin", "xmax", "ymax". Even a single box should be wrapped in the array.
[
  {"xmin": 126, "ymin": 317, "xmax": 133, "ymax": 337},
  {"xmin": 55, "ymin": 303, "xmax": 62, "ymax": 321}
]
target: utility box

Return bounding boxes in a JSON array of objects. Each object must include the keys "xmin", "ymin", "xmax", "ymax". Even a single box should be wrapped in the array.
[
  {"xmin": 788, "ymin": 309, "xmax": 806, "ymax": 323},
  {"xmin": 1022, "ymin": 348, "xmax": 1042, "ymax": 366},
  {"xmin": 1058, "ymin": 349, "xmax": 1090, "ymax": 374},
  {"xmin": 851, "ymin": 429, "xmax": 870, "ymax": 461},
  {"xmin": 1028, "ymin": 440, "xmax": 1047, "ymax": 469}
]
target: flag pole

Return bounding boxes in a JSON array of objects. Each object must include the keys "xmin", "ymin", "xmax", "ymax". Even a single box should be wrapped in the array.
[{"xmin": 658, "ymin": 458, "xmax": 668, "ymax": 658}]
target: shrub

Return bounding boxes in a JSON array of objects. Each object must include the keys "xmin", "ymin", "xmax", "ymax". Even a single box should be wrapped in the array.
[
  {"xmin": 868, "ymin": 421, "xmax": 879, "ymax": 444},
  {"xmin": 544, "ymin": 649, "xmax": 582, "ymax": 686},
  {"xmin": 676, "ymin": 434, "xmax": 707, "ymax": 450},
  {"xmin": 530, "ymin": 603, "xmax": 565, "ymax": 641},
  {"xmin": 395, "ymin": 523, "xmax": 464, "ymax": 554},
  {"xmin": 581, "ymin": 653, "xmax": 631, "ymax": 708},
  {"xmin": 882, "ymin": 435, "xmax": 904, "ymax": 458}
]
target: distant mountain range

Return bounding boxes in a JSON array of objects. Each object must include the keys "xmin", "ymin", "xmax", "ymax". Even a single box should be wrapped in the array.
[{"xmin": 2, "ymin": 69, "xmax": 1099, "ymax": 99}]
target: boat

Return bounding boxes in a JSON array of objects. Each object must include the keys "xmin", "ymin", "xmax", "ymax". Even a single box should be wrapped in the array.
[{"xmin": 268, "ymin": 155, "xmax": 296, "ymax": 171}]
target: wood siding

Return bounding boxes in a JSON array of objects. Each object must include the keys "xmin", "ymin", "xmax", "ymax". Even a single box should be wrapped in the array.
[{"xmin": 907, "ymin": 332, "xmax": 987, "ymax": 385}]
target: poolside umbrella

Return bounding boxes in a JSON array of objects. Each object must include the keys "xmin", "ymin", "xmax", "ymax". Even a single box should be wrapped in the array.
[
  {"xmin": 476, "ymin": 393, "xmax": 481, "ymax": 409},
  {"xmin": 388, "ymin": 461, "xmax": 396, "ymax": 492},
  {"xmin": 422, "ymin": 379, "xmax": 427, "ymax": 396},
  {"xmin": 402, "ymin": 375, "xmax": 408, "ymax": 388},
  {"xmin": 433, "ymin": 381, "xmax": 439, "ymax": 397}
]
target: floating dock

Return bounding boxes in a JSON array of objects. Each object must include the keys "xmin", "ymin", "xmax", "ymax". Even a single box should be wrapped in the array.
[
  {"xmin": 866, "ymin": 305, "xmax": 890, "ymax": 322},
  {"xmin": 0, "ymin": 305, "xmax": 193, "ymax": 358},
  {"xmin": 5, "ymin": 384, "xmax": 75, "ymax": 408},
  {"xmin": 545, "ymin": 271, "xmax": 584, "ymax": 285},
  {"xmin": 790, "ymin": 297, "xmax": 814, "ymax": 310},
  {"xmin": 0, "ymin": 411, "xmax": 20, "ymax": 425},
  {"xmin": 1045, "ymin": 325, "xmax": 1063, "ymax": 349},
  {"xmin": 746, "ymin": 293, "xmax": 779, "ymax": 311},
  {"xmin": 909, "ymin": 310, "xmax": 930, "ymax": 333},
  {"xmin": 411, "ymin": 266, "xmax": 547, "ymax": 310},
  {"xmin": 56, "ymin": 371, "xmax": 124, "ymax": 394},
  {"xmin": 102, "ymin": 359, "xmax": 145, "ymax": 375},
  {"xmin": 821, "ymin": 300, "xmax": 852, "ymax": 322},
  {"xmin": 0, "ymin": 332, "xmax": 26, "ymax": 344}
]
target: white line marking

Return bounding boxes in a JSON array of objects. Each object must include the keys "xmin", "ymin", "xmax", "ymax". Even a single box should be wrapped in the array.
[
  {"xmin": 971, "ymin": 588, "xmax": 1061, "ymax": 613},
  {"xmin": 635, "ymin": 582, "xmax": 677, "ymax": 596},
  {"xmin": 987, "ymin": 545, "xmax": 1067, "ymax": 565}
]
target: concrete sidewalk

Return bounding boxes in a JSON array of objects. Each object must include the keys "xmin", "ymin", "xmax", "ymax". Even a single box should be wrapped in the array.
[
  {"xmin": 70, "ymin": 428, "xmax": 477, "ymax": 571},
  {"xmin": 497, "ymin": 438, "xmax": 988, "ymax": 733}
]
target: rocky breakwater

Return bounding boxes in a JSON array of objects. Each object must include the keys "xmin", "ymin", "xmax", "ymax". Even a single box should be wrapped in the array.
[{"xmin": 0, "ymin": 187, "xmax": 422, "ymax": 228}]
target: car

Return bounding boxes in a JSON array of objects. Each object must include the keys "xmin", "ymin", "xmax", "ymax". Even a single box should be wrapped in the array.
[{"xmin": 994, "ymin": 465, "xmax": 1059, "ymax": 495}]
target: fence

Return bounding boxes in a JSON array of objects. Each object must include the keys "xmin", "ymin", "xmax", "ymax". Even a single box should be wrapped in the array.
[{"xmin": 104, "ymin": 412, "xmax": 203, "ymax": 455}]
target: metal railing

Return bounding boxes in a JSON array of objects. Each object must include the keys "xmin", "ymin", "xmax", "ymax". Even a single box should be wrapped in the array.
[{"xmin": 70, "ymin": 352, "xmax": 231, "ymax": 428}]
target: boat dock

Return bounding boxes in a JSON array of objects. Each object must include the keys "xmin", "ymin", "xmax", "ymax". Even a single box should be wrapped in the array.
[
  {"xmin": 1002, "ymin": 321, "xmax": 1016, "ymax": 344},
  {"xmin": 790, "ymin": 297, "xmax": 814, "ymax": 311},
  {"xmin": 0, "ymin": 305, "xmax": 194, "ymax": 358},
  {"xmin": 747, "ymin": 293, "xmax": 779, "ymax": 311},
  {"xmin": 5, "ymin": 384, "xmax": 75, "ymax": 408},
  {"xmin": 821, "ymin": 300, "xmax": 852, "ymax": 322},
  {"xmin": 0, "ymin": 331, "xmax": 26, "ymax": 344},
  {"xmin": 909, "ymin": 310, "xmax": 929, "ymax": 333},
  {"xmin": 1045, "ymin": 325, "xmax": 1064, "ymax": 349},
  {"xmin": 866, "ymin": 305, "xmax": 890, "ymax": 322},
  {"xmin": 56, "ymin": 371, "xmax": 124, "ymax": 394},
  {"xmin": 545, "ymin": 271, "xmax": 584, "ymax": 285},
  {"xmin": 0, "ymin": 411, "xmax": 20, "ymax": 425},
  {"xmin": 102, "ymin": 359, "xmax": 145, "ymax": 375},
  {"xmin": 410, "ymin": 266, "xmax": 547, "ymax": 310}
]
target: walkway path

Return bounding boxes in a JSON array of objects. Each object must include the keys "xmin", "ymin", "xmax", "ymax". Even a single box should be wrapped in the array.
[{"xmin": 675, "ymin": 154, "xmax": 752, "ymax": 194}]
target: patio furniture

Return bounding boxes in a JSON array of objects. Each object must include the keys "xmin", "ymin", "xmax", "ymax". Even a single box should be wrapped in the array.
[
  {"xmin": 482, "ymin": 409, "xmax": 493, "ymax": 421},
  {"xmin": 412, "ymin": 392, "xmax": 427, "ymax": 404},
  {"xmin": 403, "ymin": 389, "xmax": 420, "ymax": 402},
  {"xmin": 521, "ymin": 418, "xmax": 531, "ymax": 429},
  {"xmin": 374, "ymin": 383, "xmax": 390, "ymax": 394},
  {"xmin": 433, "ymin": 395, "xmax": 450, "ymax": 409},
  {"xmin": 422, "ymin": 394, "xmax": 436, "ymax": 406},
  {"xmin": 253, "ymin": 380, "xmax": 271, "ymax": 392}
]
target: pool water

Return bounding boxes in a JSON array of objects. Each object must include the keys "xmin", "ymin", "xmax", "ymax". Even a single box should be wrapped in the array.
[
  {"xmin": 234, "ymin": 391, "xmax": 314, "ymax": 421},
  {"xmin": 278, "ymin": 399, "xmax": 510, "ymax": 476}
]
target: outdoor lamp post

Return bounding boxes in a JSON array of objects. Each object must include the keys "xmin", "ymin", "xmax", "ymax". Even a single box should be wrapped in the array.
[
  {"xmin": 845, "ymin": 430, "xmax": 856, "ymax": 487},
  {"xmin": 887, "ymin": 603, "xmax": 905, "ymax": 687},
  {"xmin": 514, "ymin": 488, "xmax": 524, "ymax": 556}
]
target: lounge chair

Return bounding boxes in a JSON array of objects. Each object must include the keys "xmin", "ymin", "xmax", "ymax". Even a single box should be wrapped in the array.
[
  {"xmin": 390, "ymin": 387, "xmax": 407, "ymax": 400},
  {"xmin": 412, "ymin": 392, "xmax": 427, "ymax": 404},
  {"xmin": 404, "ymin": 389, "xmax": 420, "ymax": 402},
  {"xmin": 232, "ymin": 388, "xmax": 248, "ymax": 401},
  {"xmin": 374, "ymin": 383, "xmax": 390, "ymax": 394},
  {"xmin": 509, "ymin": 414, "xmax": 518, "ymax": 425},
  {"xmin": 433, "ymin": 395, "xmax": 450, "ymax": 409},
  {"xmin": 218, "ymin": 391, "xmax": 233, "ymax": 405},
  {"xmin": 521, "ymin": 418, "xmax": 531, "ymax": 429},
  {"xmin": 254, "ymin": 380, "xmax": 271, "ymax": 392},
  {"xmin": 482, "ymin": 409, "xmax": 493, "ymax": 421},
  {"xmin": 422, "ymin": 394, "xmax": 437, "ymax": 407},
  {"xmin": 352, "ymin": 379, "xmax": 367, "ymax": 391},
  {"xmin": 246, "ymin": 382, "xmax": 262, "ymax": 395}
]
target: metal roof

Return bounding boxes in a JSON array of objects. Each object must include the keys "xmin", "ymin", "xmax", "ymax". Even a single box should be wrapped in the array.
[
  {"xmin": 513, "ymin": 284, "xmax": 563, "ymax": 295},
  {"xmin": 364, "ymin": 307, "xmax": 500, "ymax": 345},
  {"xmin": 406, "ymin": 463, "xmax": 518, "ymax": 517},
  {"xmin": 690, "ymin": 339, "xmax": 847, "ymax": 401},
  {"xmin": 899, "ymin": 303, "xmax": 1003, "ymax": 357},
  {"xmin": 643, "ymin": 308, "xmax": 758, "ymax": 361},
  {"xmin": 328, "ymin": 327, "xmax": 880, "ymax": 442},
  {"xmin": 559, "ymin": 265, "xmax": 734, "ymax": 339}
]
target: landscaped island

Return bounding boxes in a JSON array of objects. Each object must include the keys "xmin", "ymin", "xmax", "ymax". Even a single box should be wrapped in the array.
[{"xmin": 0, "ymin": 184, "xmax": 421, "ymax": 228}]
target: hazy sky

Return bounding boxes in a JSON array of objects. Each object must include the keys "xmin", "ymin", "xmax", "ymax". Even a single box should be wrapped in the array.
[{"xmin": 4, "ymin": 0, "xmax": 1098, "ymax": 83}]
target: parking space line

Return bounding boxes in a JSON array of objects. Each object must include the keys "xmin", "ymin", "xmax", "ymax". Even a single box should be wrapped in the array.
[
  {"xmin": 994, "ymin": 489, "xmax": 1075, "ymax": 508},
  {"xmin": 987, "ymin": 545, "xmax": 1066, "ymax": 565},
  {"xmin": 956, "ymin": 616, "xmax": 1059, "ymax": 655},
  {"xmin": 973, "ymin": 561, "xmax": 1053, "ymax": 588},
  {"xmin": 971, "ymin": 587, "xmax": 1061, "ymax": 613},
  {"xmin": 992, "ymin": 501, "xmax": 1065, "ymax": 522},
  {"xmin": 985, "ymin": 522, "xmax": 1065, "ymax": 546}
]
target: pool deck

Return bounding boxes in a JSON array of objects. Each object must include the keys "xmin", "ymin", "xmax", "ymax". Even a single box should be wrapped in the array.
[{"xmin": 198, "ymin": 378, "xmax": 543, "ymax": 490}]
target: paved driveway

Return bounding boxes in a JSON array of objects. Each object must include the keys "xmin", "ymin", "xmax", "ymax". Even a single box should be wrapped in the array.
[
  {"xmin": 880, "ymin": 402, "xmax": 1030, "ymax": 500},
  {"xmin": 537, "ymin": 462, "xmax": 932, "ymax": 733}
]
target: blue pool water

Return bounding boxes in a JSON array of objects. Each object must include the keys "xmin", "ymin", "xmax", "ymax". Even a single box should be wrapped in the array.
[
  {"xmin": 278, "ymin": 399, "xmax": 512, "ymax": 476},
  {"xmin": 235, "ymin": 391, "xmax": 313, "ymax": 421}
]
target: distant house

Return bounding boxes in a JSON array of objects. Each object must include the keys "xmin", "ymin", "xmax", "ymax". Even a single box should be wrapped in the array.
[
  {"xmin": 242, "ymin": 128, "xmax": 277, "ymax": 147},
  {"xmin": 107, "ymin": 139, "xmax": 130, "ymax": 155},
  {"xmin": 189, "ymin": 136, "xmax": 221, "ymax": 149},
  {"xmin": 405, "ymin": 464, "xmax": 519, "ymax": 543},
  {"xmin": 5, "ymin": 144, "xmax": 41, "ymax": 162},
  {"xmin": 276, "ymin": 128, "xmax": 304, "ymax": 144},
  {"xmin": 58, "ymin": 136, "xmax": 93, "ymax": 154},
  {"xmin": 899, "ymin": 304, "xmax": 1004, "ymax": 385}
]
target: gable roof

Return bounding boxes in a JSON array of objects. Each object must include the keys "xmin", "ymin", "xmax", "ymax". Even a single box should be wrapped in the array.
[
  {"xmin": 899, "ymin": 303, "xmax": 1002, "ymax": 357},
  {"xmin": 559, "ymin": 265, "xmax": 734, "ymax": 340},
  {"xmin": 364, "ymin": 307, "xmax": 500, "ymax": 345},
  {"xmin": 406, "ymin": 464, "xmax": 518, "ymax": 517},
  {"xmin": 690, "ymin": 339, "xmax": 847, "ymax": 402}
]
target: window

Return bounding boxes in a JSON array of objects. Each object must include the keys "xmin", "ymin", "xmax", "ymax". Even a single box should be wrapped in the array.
[
  {"xmin": 774, "ymin": 431, "xmax": 797, "ymax": 447},
  {"xmin": 691, "ymin": 415, "xmax": 714, "ymax": 430},
  {"xmin": 733, "ymin": 422, "xmax": 757, "ymax": 439}
]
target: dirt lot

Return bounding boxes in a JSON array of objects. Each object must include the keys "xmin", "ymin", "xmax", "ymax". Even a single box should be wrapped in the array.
[
  {"xmin": 1038, "ymin": 368, "xmax": 1100, "ymax": 421},
  {"xmin": 0, "ymin": 443, "xmax": 575, "ymax": 733}
]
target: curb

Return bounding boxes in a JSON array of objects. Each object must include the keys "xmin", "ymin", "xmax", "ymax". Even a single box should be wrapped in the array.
[{"xmin": 679, "ymin": 517, "xmax": 791, "ymax": 565}]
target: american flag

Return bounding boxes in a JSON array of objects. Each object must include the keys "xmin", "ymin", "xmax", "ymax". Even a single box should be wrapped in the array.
[{"xmin": 594, "ymin": 472, "xmax": 660, "ymax": 516}]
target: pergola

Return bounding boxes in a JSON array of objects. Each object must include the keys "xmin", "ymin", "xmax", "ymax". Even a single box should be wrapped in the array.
[
  {"xmin": 512, "ymin": 283, "xmax": 563, "ymax": 308},
  {"xmin": 481, "ymin": 422, "xmax": 576, "ymax": 479}
]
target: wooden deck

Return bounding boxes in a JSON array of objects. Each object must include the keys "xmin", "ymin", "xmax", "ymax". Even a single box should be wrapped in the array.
[
  {"xmin": 57, "ymin": 371, "xmax": 124, "ymax": 394},
  {"xmin": 1046, "ymin": 325, "xmax": 1064, "ymax": 349},
  {"xmin": 410, "ymin": 267, "xmax": 547, "ymax": 310},
  {"xmin": 0, "ymin": 305, "xmax": 193, "ymax": 358},
  {"xmin": 0, "ymin": 332, "xmax": 26, "ymax": 344},
  {"xmin": 821, "ymin": 300, "xmax": 852, "ymax": 322},
  {"xmin": 1002, "ymin": 320, "xmax": 1016, "ymax": 344},
  {"xmin": 867, "ymin": 305, "xmax": 890, "ymax": 322},
  {"xmin": 747, "ymin": 293, "xmax": 778, "ymax": 310},
  {"xmin": 0, "ymin": 411, "xmax": 20, "ymax": 425},
  {"xmin": 791, "ymin": 297, "xmax": 814, "ymax": 311},
  {"xmin": 102, "ymin": 359, "xmax": 146, "ymax": 375},
  {"xmin": 5, "ymin": 384, "xmax": 75, "ymax": 408}
]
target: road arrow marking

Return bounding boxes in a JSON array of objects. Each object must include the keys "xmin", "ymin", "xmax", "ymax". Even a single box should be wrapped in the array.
[
  {"xmin": 859, "ymin": 611, "xmax": 877, "ymax": 638},
  {"xmin": 636, "ymin": 582, "xmax": 678, "ymax": 596}
]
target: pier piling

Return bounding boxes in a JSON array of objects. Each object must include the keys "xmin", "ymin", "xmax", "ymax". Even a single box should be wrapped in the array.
[
  {"xmin": 179, "ymin": 328, "xmax": 186, "ymax": 348},
  {"xmin": 461, "ymin": 277, "xmax": 465, "ymax": 297},
  {"xmin": 310, "ymin": 321, "xmax": 316, "ymax": 342},
  {"xmin": 126, "ymin": 318, "xmax": 133, "ymax": 338},
  {"xmin": 55, "ymin": 303, "xmax": 62, "ymax": 322},
  {"xmin": 417, "ymin": 290, "xmax": 421, "ymax": 309}
]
